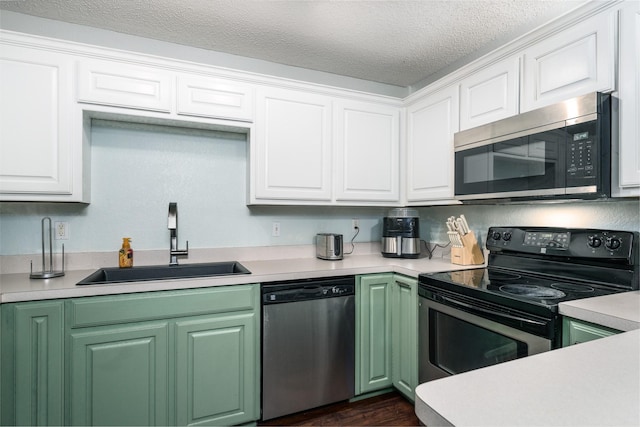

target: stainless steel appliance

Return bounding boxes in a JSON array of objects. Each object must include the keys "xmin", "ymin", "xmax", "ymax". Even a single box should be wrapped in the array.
[
  {"xmin": 261, "ymin": 276, "xmax": 355, "ymax": 420},
  {"xmin": 454, "ymin": 92, "xmax": 611, "ymax": 201},
  {"xmin": 381, "ymin": 208, "xmax": 421, "ymax": 258},
  {"xmin": 418, "ymin": 226, "xmax": 639, "ymax": 383},
  {"xmin": 316, "ymin": 233, "xmax": 344, "ymax": 260}
]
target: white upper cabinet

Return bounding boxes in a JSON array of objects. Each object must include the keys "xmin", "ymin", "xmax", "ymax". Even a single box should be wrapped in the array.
[
  {"xmin": 176, "ymin": 73, "xmax": 254, "ymax": 122},
  {"xmin": 334, "ymin": 100, "xmax": 400, "ymax": 202},
  {"xmin": 612, "ymin": 1, "xmax": 640, "ymax": 196},
  {"xmin": 0, "ymin": 42, "xmax": 87, "ymax": 202},
  {"xmin": 406, "ymin": 85, "xmax": 459, "ymax": 203},
  {"xmin": 459, "ymin": 57, "xmax": 520, "ymax": 130},
  {"xmin": 77, "ymin": 59, "xmax": 174, "ymax": 112},
  {"xmin": 521, "ymin": 11, "xmax": 615, "ymax": 112},
  {"xmin": 252, "ymin": 86, "xmax": 332, "ymax": 202}
]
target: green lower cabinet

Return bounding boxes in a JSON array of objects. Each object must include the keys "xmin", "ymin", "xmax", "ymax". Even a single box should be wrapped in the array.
[
  {"xmin": 355, "ymin": 274, "xmax": 418, "ymax": 401},
  {"xmin": 174, "ymin": 312, "xmax": 258, "ymax": 426},
  {"xmin": 67, "ymin": 322, "xmax": 170, "ymax": 426},
  {"xmin": 355, "ymin": 274, "xmax": 393, "ymax": 394},
  {"xmin": 1, "ymin": 300, "xmax": 64, "ymax": 426},
  {"xmin": 562, "ymin": 317, "xmax": 621, "ymax": 347},
  {"xmin": 64, "ymin": 284, "xmax": 260, "ymax": 426},
  {"xmin": 391, "ymin": 276, "xmax": 418, "ymax": 401}
]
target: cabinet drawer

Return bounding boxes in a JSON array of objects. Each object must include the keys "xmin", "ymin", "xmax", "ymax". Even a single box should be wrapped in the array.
[
  {"xmin": 77, "ymin": 59, "xmax": 173, "ymax": 112},
  {"xmin": 67, "ymin": 284, "xmax": 258, "ymax": 328}
]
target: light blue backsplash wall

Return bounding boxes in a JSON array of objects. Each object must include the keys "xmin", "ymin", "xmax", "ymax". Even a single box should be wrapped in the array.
[
  {"xmin": 0, "ymin": 120, "xmax": 638, "ymax": 256},
  {"xmin": 0, "ymin": 121, "xmax": 389, "ymax": 256}
]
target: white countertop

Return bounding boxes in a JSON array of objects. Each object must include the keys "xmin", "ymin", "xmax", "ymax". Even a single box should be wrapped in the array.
[
  {"xmin": 415, "ymin": 329, "xmax": 640, "ymax": 427},
  {"xmin": 559, "ymin": 290, "xmax": 640, "ymax": 331},
  {"xmin": 415, "ymin": 291, "xmax": 640, "ymax": 427},
  {"xmin": 0, "ymin": 252, "xmax": 479, "ymax": 303}
]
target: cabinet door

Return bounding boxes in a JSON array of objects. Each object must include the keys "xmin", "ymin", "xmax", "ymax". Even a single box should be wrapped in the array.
[
  {"xmin": 1, "ymin": 301, "xmax": 64, "ymax": 426},
  {"xmin": 562, "ymin": 317, "xmax": 620, "ymax": 347},
  {"xmin": 174, "ymin": 312, "xmax": 258, "ymax": 426},
  {"xmin": 613, "ymin": 1, "xmax": 640, "ymax": 196},
  {"xmin": 77, "ymin": 59, "xmax": 173, "ymax": 112},
  {"xmin": 68, "ymin": 322, "xmax": 169, "ymax": 426},
  {"xmin": 0, "ymin": 44, "xmax": 82, "ymax": 200},
  {"xmin": 460, "ymin": 57, "xmax": 520, "ymax": 130},
  {"xmin": 356, "ymin": 274, "xmax": 393, "ymax": 394},
  {"xmin": 391, "ymin": 276, "xmax": 418, "ymax": 401},
  {"xmin": 406, "ymin": 85, "xmax": 459, "ymax": 202},
  {"xmin": 521, "ymin": 11, "xmax": 615, "ymax": 112},
  {"xmin": 334, "ymin": 100, "xmax": 400, "ymax": 202},
  {"xmin": 253, "ymin": 86, "xmax": 332, "ymax": 201},
  {"xmin": 177, "ymin": 74, "xmax": 254, "ymax": 122}
]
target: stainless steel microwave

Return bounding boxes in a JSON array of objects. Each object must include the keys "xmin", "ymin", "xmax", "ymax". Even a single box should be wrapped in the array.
[{"xmin": 454, "ymin": 92, "xmax": 611, "ymax": 201}]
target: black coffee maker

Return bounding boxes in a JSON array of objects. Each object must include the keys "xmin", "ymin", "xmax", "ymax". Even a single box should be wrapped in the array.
[{"xmin": 381, "ymin": 208, "xmax": 421, "ymax": 258}]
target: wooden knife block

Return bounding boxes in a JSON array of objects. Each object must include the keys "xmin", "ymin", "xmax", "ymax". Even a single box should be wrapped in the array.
[{"xmin": 451, "ymin": 231, "xmax": 485, "ymax": 266}]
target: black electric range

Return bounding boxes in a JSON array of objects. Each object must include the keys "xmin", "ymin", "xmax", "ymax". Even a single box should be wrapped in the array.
[{"xmin": 420, "ymin": 226, "xmax": 639, "ymax": 317}]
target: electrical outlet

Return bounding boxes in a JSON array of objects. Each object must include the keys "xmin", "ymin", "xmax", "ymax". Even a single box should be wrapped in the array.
[
  {"xmin": 272, "ymin": 222, "xmax": 281, "ymax": 237},
  {"xmin": 352, "ymin": 218, "xmax": 359, "ymax": 229},
  {"xmin": 54, "ymin": 221, "xmax": 69, "ymax": 240}
]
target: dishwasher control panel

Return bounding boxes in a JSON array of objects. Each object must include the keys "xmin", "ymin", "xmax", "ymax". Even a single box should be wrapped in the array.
[{"xmin": 262, "ymin": 276, "xmax": 355, "ymax": 304}]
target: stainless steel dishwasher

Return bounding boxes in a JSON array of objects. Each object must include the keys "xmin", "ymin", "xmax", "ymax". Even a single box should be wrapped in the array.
[{"xmin": 261, "ymin": 276, "xmax": 355, "ymax": 421}]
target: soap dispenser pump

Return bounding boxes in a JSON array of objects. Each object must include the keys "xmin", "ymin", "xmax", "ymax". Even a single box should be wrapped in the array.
[{"xmin": 119, "ymin": 238, "xmax": 133, "ymax": 268}]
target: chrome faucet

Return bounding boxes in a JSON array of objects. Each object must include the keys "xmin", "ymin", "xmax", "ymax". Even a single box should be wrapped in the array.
[{"xmin": 168, "ymin": 202, "xmax": 189, "ymax": 265}]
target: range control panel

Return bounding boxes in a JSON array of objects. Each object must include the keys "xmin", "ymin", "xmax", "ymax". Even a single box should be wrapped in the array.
[{"xmin": 486, "ymin": 227, "xmax": 637, "ymax": 260}]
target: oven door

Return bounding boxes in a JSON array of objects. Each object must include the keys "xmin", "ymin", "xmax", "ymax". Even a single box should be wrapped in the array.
[{"xmin": 418, "ymin": 290, "xmax": 553, "ymax": 383}]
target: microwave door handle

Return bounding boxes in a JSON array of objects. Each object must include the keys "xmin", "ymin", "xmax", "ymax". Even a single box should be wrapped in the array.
[{"xmin": 440, "ymin": 295, "xmax": 547, "ymax": 327}]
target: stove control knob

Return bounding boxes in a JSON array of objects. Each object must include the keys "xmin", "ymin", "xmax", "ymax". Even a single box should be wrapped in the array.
[
  {"xmin": 588, "ymin": 235, "xmax": 602, "ymax": 248},
  {"xmin": 605, "ymin": 237, "xmax": 621, "ymax": 250},
  {"xmin": 502, "ymin": 232, "xmax": 512, "ymax": 241},
  {"xmin": 491, "ymin": 231, "xmax": 502, "ymax": 241}
]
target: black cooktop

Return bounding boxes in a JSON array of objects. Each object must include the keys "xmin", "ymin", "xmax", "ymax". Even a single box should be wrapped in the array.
[
  {"xmin": 419, "ymin": 226, "xmax": 639, "ymax": 314},
  {"xmin": 420, "ymin": 267, "xmax": 626, "ymax": 313}
]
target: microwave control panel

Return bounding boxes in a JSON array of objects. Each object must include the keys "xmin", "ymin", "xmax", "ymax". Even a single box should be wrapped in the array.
[{"xmin": 565, "ymin": 120, "xmax": 601, "ymax": 186}]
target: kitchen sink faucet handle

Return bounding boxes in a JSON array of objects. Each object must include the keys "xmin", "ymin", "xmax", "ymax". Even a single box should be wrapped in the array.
[{"xmin": 168, "ymin": 202, "xmax": 189, "ymax": 265}]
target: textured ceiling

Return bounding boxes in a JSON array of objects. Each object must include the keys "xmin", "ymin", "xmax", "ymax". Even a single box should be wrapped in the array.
[{"xmin": 0, "ymin": 0, "xmax": 586, "ymax": 87}]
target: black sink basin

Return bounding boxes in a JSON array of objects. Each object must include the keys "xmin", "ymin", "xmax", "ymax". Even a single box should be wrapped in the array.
[{"xmin": 77, "ymin": 261, "xmax": 251, "ymax": 285}]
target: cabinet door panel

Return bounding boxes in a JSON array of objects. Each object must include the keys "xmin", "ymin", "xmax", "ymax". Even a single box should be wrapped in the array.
[
  {"xmin": 68, "ymin": 323, "xmax": 169, "ymax": 426},
  {"xmin": 0, "ymin": 46, "xmax": 75, "ymax": 196},
  {"xmin": 562, "ymin": 317, "xmax": 620, "ymax": 347},
  {"xmin": 175, "ymin": 313, "xmax": 257, "ymax": 426},
  {"xmin": 177, "ymin": 74, "xmax": 254, "ymax": 121},
  {"xmin": 78, "ymin": 60, "xmax": 173, "ymax": 112},
  {"xmin": 335, "ymin": 101, "xmax": 400, "ymax": 202},
  {"xmin": 614, "ymin": 1, "xmax": 640, "ymax": 194},
  {"xmin": 1, "ymin": 301, "xmax": 64, "ymax": 426},
  {"xmin": 406, "ymin": 86, "xmax": 459, "ymax": 202},
  {"xmin": 460, "ymin": 58, "xmax": 519, "ymax": 130},
  {"xmin": 254, "ymin": 87, "xmax": 332, "ymax": 201},
  {"xmin": 356, "ymin": 274, "xmax": 393, "ymax": 394},
  {"xmin": 521, "ymin": 12, "xmax": 614, "ymax": 111},
  {"xmin": 392, "ymin": 277, "xmax": 418, "ymax": 401}
]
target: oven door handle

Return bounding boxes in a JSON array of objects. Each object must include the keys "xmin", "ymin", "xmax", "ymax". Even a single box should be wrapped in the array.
[{"xmin": 440, "ymin": 295, "xmax": 547, "ymax": 326}]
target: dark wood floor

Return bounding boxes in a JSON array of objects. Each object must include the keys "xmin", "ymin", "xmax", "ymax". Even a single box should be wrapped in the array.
[{"xmin": 258, "ymin": 391, "xmax": 420, "ymax": 426}]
